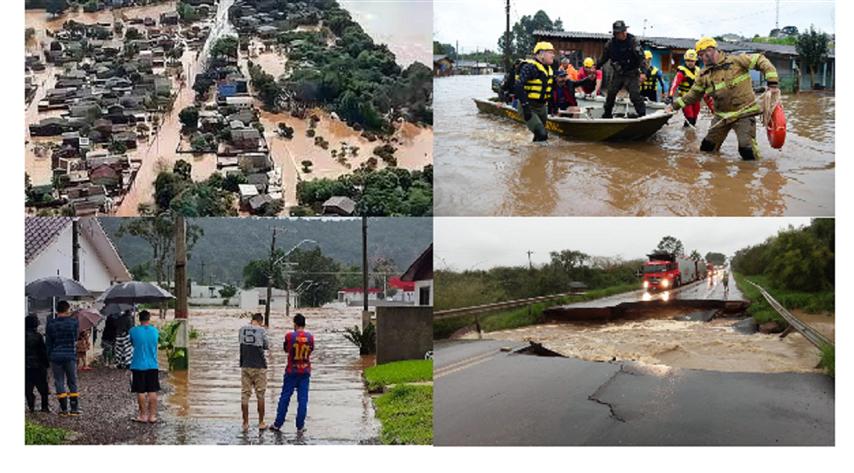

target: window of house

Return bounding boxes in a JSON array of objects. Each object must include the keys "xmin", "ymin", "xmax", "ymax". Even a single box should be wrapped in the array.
[{"xmin": 419, "ymin": 286, "xmax": 431, "ymax": 306}]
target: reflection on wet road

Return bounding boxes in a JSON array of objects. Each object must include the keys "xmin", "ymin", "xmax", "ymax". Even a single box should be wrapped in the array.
[{"xmin": 434, "ymin": 75, "xmax": 834, "ymax": 216}]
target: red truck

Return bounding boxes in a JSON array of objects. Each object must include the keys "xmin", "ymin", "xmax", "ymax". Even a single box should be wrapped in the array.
[{"xmin": 642, "ymin": 252, "xmax": 706, "ymax": 291}]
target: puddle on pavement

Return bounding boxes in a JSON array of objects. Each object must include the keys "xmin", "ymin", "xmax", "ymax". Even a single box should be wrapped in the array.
[
  {"xmin": 434, "ymin": 75, "xmax": 834, "ymax": 217},
  {"xmin": 152, "ymin": 307, "xmax": 379, "ymax": 445}
]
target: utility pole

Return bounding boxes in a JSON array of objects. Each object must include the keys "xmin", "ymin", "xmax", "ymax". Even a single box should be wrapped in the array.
[
  {"xmin": 775, "ymin": 0, "xmax": 780, "ymax": 30},
  {"xmin": 361, "ymin": 216, "xmax": 370, "ymax": 330},
  {"xmin": 200, "ymin": 259, "xmax": 206, "ymax": 285},
  {"xmin": 264, "ymin": 227, "xmax": 278, "ymax": 327},
  {"xmin": 71, "ymin": 218, "xmax": 80, "ymax": 281},
  {"xmin": 173, "ymin": 214, "xmax": 189, "ymax": 370},
  {"xmin": 504, "ymin": 0, "xmax": 511, "ymax": 73},
  {"xmin": 526, "ymin": 250, "xmax": 534, "ymax": 270}
]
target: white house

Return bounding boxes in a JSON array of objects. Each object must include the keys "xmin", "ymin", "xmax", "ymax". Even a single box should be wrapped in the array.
[
  {"xmin": 25, "ymin": 217, "xmax": 131, "ymax": 294},
  {"xmin": 337, "ymin": 287, "xmax": 381, "ymax": 305},
  {"xmin": 401, "ymin": 244, "xmax": 433, "ymax": 306},
  {"xmin": 239, "ymin": 287, "xmax": 299, "ymax": 311}
]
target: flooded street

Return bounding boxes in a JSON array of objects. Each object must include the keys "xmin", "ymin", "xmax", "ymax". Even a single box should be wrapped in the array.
[
  {"xmin": 161, "ymin": 307, "xmax": 379, "ymax": 445},
  {"xmin": 434, "ymin": 75, "xmax": 834, "ymax": 216}
]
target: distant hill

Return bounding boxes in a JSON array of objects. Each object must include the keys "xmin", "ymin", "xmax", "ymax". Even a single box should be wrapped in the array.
[{"xmin": 99, "ymin": 217, "xmax": 432, "ymax": 285}]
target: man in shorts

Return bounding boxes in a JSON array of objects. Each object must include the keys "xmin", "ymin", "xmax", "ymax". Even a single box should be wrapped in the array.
[
  {"xmin": 129, "ymin": 310, "xmax": 160, "ymax": 423},
  {"xmin": 240, "ymin": 313, "xmax": 269, "ymax": 431}
]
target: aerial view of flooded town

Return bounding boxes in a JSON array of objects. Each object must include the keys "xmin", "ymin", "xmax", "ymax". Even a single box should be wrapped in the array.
[{"xmin": 25, "ymin": 0, "xmax": 433, "ymax": 218}]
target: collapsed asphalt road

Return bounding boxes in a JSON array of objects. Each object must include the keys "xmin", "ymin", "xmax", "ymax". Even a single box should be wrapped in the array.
[{"xmin": 434, "ymin": 340, "xmax": 834, "ymax": 446}]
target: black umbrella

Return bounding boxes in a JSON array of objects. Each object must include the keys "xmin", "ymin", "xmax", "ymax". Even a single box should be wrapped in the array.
[
  {"xmin": 25, "ymin": 276, "xmax": 91, "ymax": 300},
  {"xmin": 100, "ymin": 303, "xmax": 133, "ymax": 318},
  {"xmin": 97, "ymin": 281, "xmax": 175, "ymax": 304}
]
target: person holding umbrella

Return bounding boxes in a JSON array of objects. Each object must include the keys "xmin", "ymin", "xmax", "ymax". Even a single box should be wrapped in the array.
[{"xmin": 45, "ymin": 301, "xmax": 80, "ymax": 416}]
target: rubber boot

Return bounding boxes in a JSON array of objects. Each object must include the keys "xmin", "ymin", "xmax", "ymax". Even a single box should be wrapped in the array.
[
  {"xmin": 69, "ymin": 393, "xmax": 80, "ymax": 416},
  {"xmin": 26, "ymin": 396, "xmax": 35, "ymax": 413},
  {"xmin": 41, "ymin": 396, "xmax": 50, "ymax": 413},
  {"xmin": 635, "ymin": 102, "xmax": 646, "ymax": 118},
  {"xmin": 532, "ymin": 132, "xmax": 548, "ymax": 142},
  {"xmin": 58, "ymin": 396, "xmax": 68, "ymax": 416}
]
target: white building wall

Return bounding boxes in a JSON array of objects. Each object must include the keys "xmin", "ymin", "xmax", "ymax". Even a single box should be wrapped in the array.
[
  {"xmin": 414, "ymin": 279, "xmax": 433, "ymax": 306},
  {"xmin": 77, "ymin": 230, "xmax": 114, "ymax": 292}
]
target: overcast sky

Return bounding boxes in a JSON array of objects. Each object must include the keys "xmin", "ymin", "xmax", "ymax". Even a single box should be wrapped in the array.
[
  {"xmin": 434, "ymin": 0, "xmax": 835, "ymax": 53},
  {"xmin": 434, "ymin": 217, "xmax": 814, "ymax": 270}
]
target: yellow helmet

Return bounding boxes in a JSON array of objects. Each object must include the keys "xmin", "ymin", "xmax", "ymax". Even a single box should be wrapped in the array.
[
  {"xmin": 695, "ymin": 37, "xmax": 717, "ymax": 52},
  {"xmin": 533, "ymin": 41, "xmax": 555, "ymax": 54},
  {"xmin": 583, "ymin": 57, "xmax": 594, "ymax": 68},
  {"xmin": 684, "ymin": 49, "xmax": 698, "ymax": 61},
  {"xmin": 644, "ymin": 50, "xmax": 653, "ymax": 59}
]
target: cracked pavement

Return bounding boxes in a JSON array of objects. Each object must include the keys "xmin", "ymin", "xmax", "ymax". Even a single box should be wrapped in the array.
[{"xmin": 434, "ymin": 340, "xmax": 834, "ymax": 446}]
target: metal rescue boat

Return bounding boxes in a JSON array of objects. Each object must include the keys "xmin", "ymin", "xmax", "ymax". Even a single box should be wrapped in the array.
[{"xmin": 473, "ymin": 97, "xmax": 675, "ymax": 142}]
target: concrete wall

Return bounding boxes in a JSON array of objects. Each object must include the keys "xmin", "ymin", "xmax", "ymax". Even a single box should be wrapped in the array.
[{"xmin": 375, "ymin": 306, "xmax": 433, "ymax": 364}]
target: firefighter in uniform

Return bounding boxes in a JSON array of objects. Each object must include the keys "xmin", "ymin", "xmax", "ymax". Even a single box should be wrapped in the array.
[
  {"xmin": 513, "ymin": 41, "xmax": 556, "ymax": 142},
  {"xmin": 669, "ymin": 37, "xmax": 780, "ymax": 160},
  {"xmin": 667, "ymin": 49, "xmax": 707, "ymax": 127},
  {"xmin": 640, "ymin": 50, "xmax": 666, "ymax": 102},
  {"xmin": 596, "ymin": 20, "xmax": 646, "ymax": 118}
]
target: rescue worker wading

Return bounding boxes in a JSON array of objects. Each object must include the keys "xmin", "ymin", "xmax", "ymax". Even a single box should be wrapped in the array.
[
  {"xmin": 667, "ymin": 49, "xmax": 706, "ymax": 127},
  {"xmin": 514, "ymin": 41, "xmax": 556, "ymax": 141},
  {"xmin": 668, "ymin": 37, "xmax": 780, "ymax": 160},
  {"xmin": 640, "ymin": 50, "xmax": 666, "ymax": 102},
  {"xmin": 596, "ymin": 20, "xmax": 646, "ymax": 118}
]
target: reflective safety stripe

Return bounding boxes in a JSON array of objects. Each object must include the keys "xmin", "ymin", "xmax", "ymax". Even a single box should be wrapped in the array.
[
  {"xmin": 68, "ymin": 392, "xmax": 79, "ymax": 398},
  {"xmin": 57, "ymin": 393, "xmax": 68, "ymax": 399},
  {"xmin": 516, "ymin": 59, "xmax": 553, "ymax": 101},
  {"xmin": 749, "ymin": 53, "xmax": 760, "ymax": 69},
  {"xmin": 675, "ymin": 97, "xmax": 686, "ymax": 109},
  {"xmin": 710, "ymin": 72, "xmax": 752, "ymax": 93},
  {"xmin": 766, "ymin": 71, "xmax": 778, "ymax": 80},
  {"xmin": 715, "ymin": 102, "xmax": 760, "ymax": 119}
]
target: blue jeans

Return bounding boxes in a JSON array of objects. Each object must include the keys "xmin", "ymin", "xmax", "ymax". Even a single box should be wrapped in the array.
[
  {"xmin": 51, "ymin": 359, "xmax": 78, "ymax": 394},
  {"xmin": 274, "ymin": 373, "xmax": 310, "ymax": 429}
]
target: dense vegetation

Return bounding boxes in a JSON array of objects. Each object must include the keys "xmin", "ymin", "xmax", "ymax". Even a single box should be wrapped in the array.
[
  {"xmin": 25, "ymin": 421, "xmax": 70, "ymax": 445},
  {"xmin": 731, "ymin": 219, "xmax": 833, "ymax": 293},
  {"xmin": 296, "ymin": 165, "xmax": 432, "ymax": 216},
  {"xmin": 241, "ymin": 246, "xmax": 341, "ymax": 305},
  {"xmin": 150, "ymin": 160, "xmax": 238, "ymax": 217},
  {"xmin": 234, "ymin": 1, "xmax": 432, "ymax": 131},
  {"xmin": 436, "ymin": 251, "xmax": 644, "ymax": 312},
  {"xmin": 100, "ymin": 217, "xmax": 432, "ymax": 286}
]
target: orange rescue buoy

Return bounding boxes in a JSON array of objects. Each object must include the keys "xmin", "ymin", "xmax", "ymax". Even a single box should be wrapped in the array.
[{"xmin": 766, "ymin": 103, "xmax": 786, "ymax": 149}]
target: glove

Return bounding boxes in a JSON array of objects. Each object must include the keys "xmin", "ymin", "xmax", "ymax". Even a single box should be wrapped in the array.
[
  {"xmin": 664, "ymin": 96, "xmax": 673, "ymax": 105},
  {"xmin": 522, "ymin": 104, "xmax": 532, "ymax": 121}
]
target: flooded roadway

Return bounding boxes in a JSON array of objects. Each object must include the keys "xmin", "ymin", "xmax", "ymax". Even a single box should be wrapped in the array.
[
  {"xmin": 434, "ymin": 75, "xmax": 834, "ymax": 216},
  {"xmin": 159, "ymin": 307, "xmax": 380, "ymax": 445},
  {"xmin": 466, "ymin": 273, "xmax": 827, "ymax": 373}
]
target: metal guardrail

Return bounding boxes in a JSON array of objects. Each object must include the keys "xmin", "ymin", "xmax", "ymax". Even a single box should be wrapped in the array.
[
  {"xmin": 433, "ymin": 292, "xmax": 584, "ymax": 321},
  {"xmin": 747, "ymin": 280, "xmax": 834, "ymax": 349}
]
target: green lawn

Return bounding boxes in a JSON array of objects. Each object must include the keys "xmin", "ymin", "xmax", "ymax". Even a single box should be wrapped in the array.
[
  {"xmin": 25, "ymin": 421, "xmax": 70, "ymax": 445},
  {"xmin": 364, "ymin": 359, "xmax": 432, "ymax": 391},
  {"xmin": 433, "ymin": 283, "xmax": 638, "ymax": 339},
  {"xmin": 820, "ymin": 344, "xmax": 835, "ymax": 378},
  {"xmin": 373, "ymin": 384, "xmax": 433, "ymax": 445}
]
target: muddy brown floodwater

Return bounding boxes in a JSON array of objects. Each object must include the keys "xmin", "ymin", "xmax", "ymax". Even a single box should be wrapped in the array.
[
  {"xmin": 434, "ymin": 75, "xmax": 834, "ymax": 217},
  {"xmin": 162, "ymin": 307, "xmax": 379, "ymax": 445}
]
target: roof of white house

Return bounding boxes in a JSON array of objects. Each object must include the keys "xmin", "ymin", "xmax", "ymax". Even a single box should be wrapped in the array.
[{"xmin": 25, "ymin": 217, "xmax": 132, "ymax": 281}]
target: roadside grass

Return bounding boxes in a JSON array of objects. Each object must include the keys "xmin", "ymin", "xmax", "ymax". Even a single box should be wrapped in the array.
[
  {"xmin": 373, "ymin": 384, "xmax": 433, "ymax": 445},
  {"xmin": 364, "ymin": 360, "xmax": 432, "ymax": 392},
  {"xmin": 433, "ymin": 283, "xmax": 638, "ymax": 339},
  {"xmin": 819, "ymin": 344, "xmax": 835, "ymax": 377},
  {"xmin": 735, "ymin": 273, "xmax": 835, "ymax": 325},
  {"xmin": 25, "ymin": 420, "xmax": 70, "ymax": 445}
]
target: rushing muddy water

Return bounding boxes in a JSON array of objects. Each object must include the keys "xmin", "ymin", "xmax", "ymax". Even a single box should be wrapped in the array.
[
  {"xmin": 158, "ymin": 307, "xmax": 379, "ymax": 445},
  {"xmin": 468, "ymin": 272, "xmax": 827, "ymax": 373},
  {"xmin": 434, "ymin": 75, "xmax": 835, "ymax": 217}
]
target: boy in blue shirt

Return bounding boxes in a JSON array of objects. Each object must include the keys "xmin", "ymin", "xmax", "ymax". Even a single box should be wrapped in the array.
[{"xmin": 129, "ymin": 310, "xmax": 160, "ymax": 423}]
